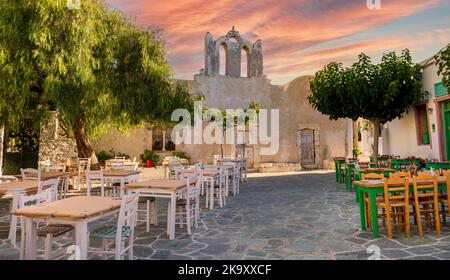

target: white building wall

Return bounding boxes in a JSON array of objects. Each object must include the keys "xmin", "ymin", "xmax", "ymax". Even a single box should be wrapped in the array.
[{"xmin": 382, "ymin": 60, "xmax": 444, "ymax": 161}]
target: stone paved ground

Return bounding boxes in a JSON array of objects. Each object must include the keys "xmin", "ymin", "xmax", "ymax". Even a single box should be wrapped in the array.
[{"xmin": 1, "ymin": 171, "xmax": 449, "ymax": 260}]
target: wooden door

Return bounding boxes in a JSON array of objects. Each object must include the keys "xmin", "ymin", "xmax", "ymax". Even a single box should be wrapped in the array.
[{"xmin": 300, "ymin": 129, "xmax": 315, "ymax": 165}]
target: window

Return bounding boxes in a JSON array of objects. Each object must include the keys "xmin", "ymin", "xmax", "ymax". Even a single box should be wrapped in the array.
[
  {"xmin": 414, "ymin": 104, "xmax": 430, "ymax": 145},
  {"xmin": 165, "ymin": 127, "xmax": 175, "ymax": 151},
  {"xmin": 152, "ymin": 126, "xmax": 163, "ymax": 150},
  {"xmin": 435, "ymin": 82, "xmax": 448, "ymax": 98}
]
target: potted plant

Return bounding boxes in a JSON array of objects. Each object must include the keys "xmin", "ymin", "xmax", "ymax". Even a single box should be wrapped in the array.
[
  {"xmin": 141, "ymin": 150, "xmax": 160, "ymax": 168},
  {"xmin": 352, "ymin": 148, "xmax": 361, "ymax": 160}
]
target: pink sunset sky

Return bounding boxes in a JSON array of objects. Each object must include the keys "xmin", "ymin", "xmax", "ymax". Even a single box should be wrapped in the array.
[{"xmin": 106, "ymin": 0, "xmax": 450, "ymax": 85}]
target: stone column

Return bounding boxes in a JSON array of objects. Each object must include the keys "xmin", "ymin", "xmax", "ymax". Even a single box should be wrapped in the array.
[
  {"xmin": 162, "ymin": 130, "xmax": 166, "ymax": 151},
  {"xmin": 0, "ymin": 126, "xmax": 4, "ymax": 176}
]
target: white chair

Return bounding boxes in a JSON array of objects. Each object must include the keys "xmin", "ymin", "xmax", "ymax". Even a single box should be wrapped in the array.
[
  {"xmin": 21, "ymin": 168, "xmax": 40, "ymax": 182},
  {"xmin": 48, "ymin": 165, "xmax": 68, "ymax": 197},
  {"xmin": 223, "ymin": 162, "xmax": 240, "ymax": 196},
  {"xmin": 203, "ymin": 165, "xmax": 226, "ymax": 209},
  {"xmin": 110, "ymin": 161, "xmax": 125, "ymax": 169},
  {"xmin": 73, "ymin": 161, "xmax": 89, "ymax": 190},
  {"xmin": 89, "ymin": 191, "xmax": 140, "ymax": 260},
  {"xmin": 136, "ymin": 195, "xmax": 158, "ymax": 233},
  {"xmin": 86, "ymin": 170, "xmax": 111, "ymax": 197},
  {"xmin": 175, "ymin": 173, "xmax": 202, "ymax": 235},
  {"xmin": 18, "ymin": 188, "xmax": 73, "ymax": 260},
  {"xmin": 39, "ymin": 178, "xmax": 60, "ymax": 201}
]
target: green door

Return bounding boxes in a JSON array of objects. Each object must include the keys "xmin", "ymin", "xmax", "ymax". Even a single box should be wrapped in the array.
[{"xmin": 443, "ymin": 101, "xmax": 450, "ymax": 160}]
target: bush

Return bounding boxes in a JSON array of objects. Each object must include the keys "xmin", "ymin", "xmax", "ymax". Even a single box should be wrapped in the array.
[
  {"xmin": 141, "ymin": 149, "xmax": 160, "ymax": 163},
  {"xmin": 96, "ymin": 149, "xmax": 130, "ymax": 165},
  {"xmin": 172, "ymin": 151, "xmax": 191, "ymax": 161}
]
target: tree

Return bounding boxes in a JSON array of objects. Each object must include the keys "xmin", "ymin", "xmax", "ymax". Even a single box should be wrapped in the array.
[
  {"xmin": 436, "ymin": 44, "xmax": 450, "ymax": 90},
  {"xmin": 203, "ymin": 101, "xmax": 260, "ymax": 158},
  {"xmin": 308, "ymin": 49, "xmax": 427, "ymax": 165},
  {"xmin": 0, "ymin": 0, "xmax": 192, "ymax": 167}
]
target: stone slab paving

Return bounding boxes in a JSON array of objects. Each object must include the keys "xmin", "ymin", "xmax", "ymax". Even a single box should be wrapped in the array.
[{"xmin": 0, "ymin": 172, "xmax": 449, "ymax": 260}]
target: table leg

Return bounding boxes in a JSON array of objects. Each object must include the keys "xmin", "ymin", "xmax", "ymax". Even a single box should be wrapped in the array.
[
  {"xmin": 75, "ymin": 221, "xmax": 88, "ymax": 260},
  {"xmin": 120, "ymin": 177, "xmax": 125, "ymax": 197},
  {"xmin": 8, "ymin": 194, "xmax": 19, "ymax": 247},
  {"xmin": 169, "ymin": 193, "xmax": 176, "ymax": 240},
  {"xmin": 24, "ymin": 218, "xmax": 37, "ymax": 260},
  {"xmin": 357, "ymin": 187, "xmax": 366, "ymax": 231},
  {"xmin": 369, "ymin": 193, "xmax": 379, "ymax": 237}
]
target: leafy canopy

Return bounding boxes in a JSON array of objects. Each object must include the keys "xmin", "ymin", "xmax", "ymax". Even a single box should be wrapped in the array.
[
  {"xmin": 0, "ymin": 0, "xmax": 192, "ymax": 138},
  {"xmin": 308, "ymin": 49, "xmax": 426, "ymax": 124},
  {"xmin": 436, "ymin": 44, "xmax": 450, "ymax": 91}
]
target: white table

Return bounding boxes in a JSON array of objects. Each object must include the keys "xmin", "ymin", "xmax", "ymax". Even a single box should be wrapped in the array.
[
  {"xmin": 12, "ymin": 196, "xmax": 122, "ymax": 260},
  {"xmin": 125, "ymin": 179, "xmax": 191, "ymax": 240},
  {"xmin": 0, "ymin": 181, "xmax": 40, "ymax": 247},
  {"xmin": 103, "ymin": 170, "xmax": 140, "ymax": 196}
]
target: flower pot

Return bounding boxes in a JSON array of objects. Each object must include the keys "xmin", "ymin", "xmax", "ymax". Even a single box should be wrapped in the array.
[{"xmin": 146, "ymin": 160, "xmax": 154, "ymax": 168}]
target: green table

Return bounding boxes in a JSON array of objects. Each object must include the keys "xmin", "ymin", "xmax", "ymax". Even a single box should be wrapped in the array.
[
  {"xmin": 353, "ymin": 168, "xmax": 396, "ymax": 202},
  {"xmin": 426, "ymin": 162, "xmax": 450, "ymax": 170},
  {"xmin": 353, "ymin": 178, "xmax": 447, "ymax": 237}
]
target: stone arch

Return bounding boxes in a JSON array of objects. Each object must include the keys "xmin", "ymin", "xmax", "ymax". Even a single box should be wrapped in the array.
[
  {"xmin": 218, "ymin": 42, "xmax": 227, "ymax": 75},
  {"xmin": 203, "ymin": 28, "xmax": 263, "ymax": 78},
  {"xmin": 241, "ymin": 45, "xmax": 250, "ymax": 78}
]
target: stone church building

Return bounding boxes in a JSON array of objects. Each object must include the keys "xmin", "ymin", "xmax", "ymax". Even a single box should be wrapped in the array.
[{"xmin": 88, "ymin": 28, "xmax": 351, "ymax": 171}]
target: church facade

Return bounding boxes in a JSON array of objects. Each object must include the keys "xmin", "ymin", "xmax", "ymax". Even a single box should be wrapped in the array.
[{"xmin": 91, "ymin": 28, "xmax": 352, "ymax": 171}]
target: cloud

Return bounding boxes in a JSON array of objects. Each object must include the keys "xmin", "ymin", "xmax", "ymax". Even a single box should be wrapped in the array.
[{"xmin": 106, "ymin": 0, "xmax": 447, "ymax": 84}]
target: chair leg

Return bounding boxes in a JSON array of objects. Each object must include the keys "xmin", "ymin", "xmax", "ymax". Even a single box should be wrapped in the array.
[
  {"xmin": 186, "ymin": 204, "xmax": 191, "ymax": 235},
  {"xmin": 414, "ymin": 198, "xmax": 423, "ymax": 237},
  {"xmin": 128, "ymin": 236, "xmax": 134, "ymax": 260},
  {"xmin": 434, "ymin": 200, "xmax": 441, "ymax": 235},
  {"xmin": 44, "ymin": 234, "xmax": 52, "ymax": 260},
  {"xmin": 385, "ymin": 206, "xmax": 392, "ymax": 239},
  {"xmin": 146, "ymin": 200, "xmax": 151, "ymax": 232}
]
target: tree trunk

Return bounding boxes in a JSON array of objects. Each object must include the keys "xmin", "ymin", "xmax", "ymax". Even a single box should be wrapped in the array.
[
  {"xmin": 72, "ymin": 114, "xmax": 99, "ymax": 169},
  {"xmin": 0, "ymin": 126, "xmax": 4, "ymax": 176},
  {"xmin": 372, "ymin": 120, "xmax": 380, "ymax": 168}
]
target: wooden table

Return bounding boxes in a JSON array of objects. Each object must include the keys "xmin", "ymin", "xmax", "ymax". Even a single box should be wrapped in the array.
[
  {"xmin": 353, "ymin": 177, "xmax": 448, "ymax": 237},
  {"xmin": 12, "ymin": 196, "xmax": 122, "ymax": 260},
  {"xmin": 103, "ymin": 170, "xmax": 140, "ymax": 196},
  {"xmin": 0, "ymin": 181, "xmax": 40, "ymax": 247},
  {"xmin": 125, "ymin": 179, "xmax": 191, "ymax": 240}
]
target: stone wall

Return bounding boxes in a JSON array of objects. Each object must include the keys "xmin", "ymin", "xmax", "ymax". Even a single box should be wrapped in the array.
[
  {"xmin": 0, "ymin": 126, "xmax": 3, "ymax": 176},
  {"xmin": 39, "ymin": 113, "xmax": 78, "ymax": 163}
]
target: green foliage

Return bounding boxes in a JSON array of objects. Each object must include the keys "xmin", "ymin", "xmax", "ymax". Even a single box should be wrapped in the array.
[
  {"xmin": 436, "ymin": 44, "xmax": 450, "ymax": 91},
  {"xmin": 352, "ymin": 148, "xmax": 361, "ymax": 159},
  {"xmin": 96, "ymin": 150, "xmax": 114, "ymax": 165},
  {"xmin": 0, "ymin": 0, "xmax": 193, "ymax": 156},
  {"xmin": 141, "ymin": 149, "xmax": 160, "ymax": 163},
  {"xmin": 308, "ymin": 49, "xmax": 426, "ymax": 164},
  {"xmin": 96, "ymin": 149, "xmax": 130, "ymax": 164},
  {"xmin": 308, "ymin": 50, "xmax": 426, "ymax": 123},
  {"xmin": 172, "ymin": 151, "xmax": 191, "ymax": 161}
]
